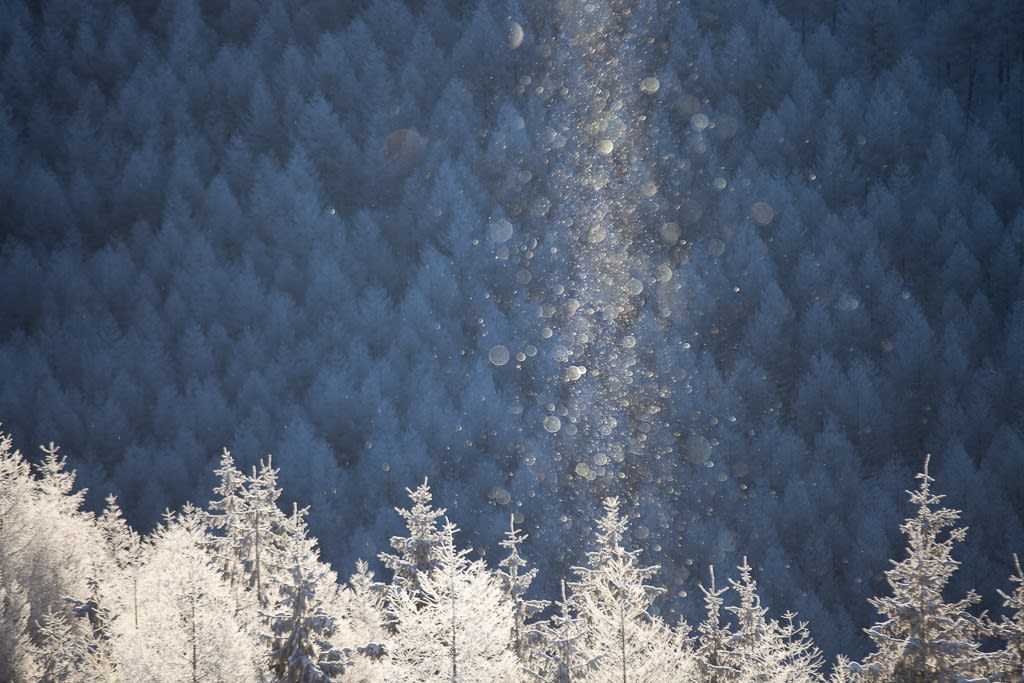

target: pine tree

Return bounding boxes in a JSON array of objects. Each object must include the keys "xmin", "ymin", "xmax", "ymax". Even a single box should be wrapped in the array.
[{"xmin": 859, "ymin": 457, "xmax": 993, "ymax": 682}]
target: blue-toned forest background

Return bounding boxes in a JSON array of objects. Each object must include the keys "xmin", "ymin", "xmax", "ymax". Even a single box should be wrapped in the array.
[{"xmin": 1, "ymin": 0, "xmax": 1022, "ymax": 661}]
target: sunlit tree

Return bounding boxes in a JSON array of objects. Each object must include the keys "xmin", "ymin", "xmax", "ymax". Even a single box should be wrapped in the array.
[
  {"xmin": 568, "ymin": 497, "xmax": 695, "ymax": 683},
  {"xmin": 858, "ymin": 457, "xmax": 993, "ymax": 682},
  {"xmin": 383, "ymin": 520, "xmax": 520, "ymax": 682}
]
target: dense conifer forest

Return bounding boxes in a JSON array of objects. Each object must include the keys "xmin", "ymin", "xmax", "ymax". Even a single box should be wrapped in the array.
[{"xmin": 1, "ymin": 0, "xmax": 1022, "ymax": 678}]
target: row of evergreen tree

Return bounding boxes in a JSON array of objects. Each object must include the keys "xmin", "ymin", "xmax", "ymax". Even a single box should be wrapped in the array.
[{"xmin": 3, "ymin": 430, "xmax": 1023, "ymax": 682}]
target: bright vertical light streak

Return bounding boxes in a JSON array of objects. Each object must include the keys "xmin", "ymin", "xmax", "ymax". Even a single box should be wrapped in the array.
[{"xmin": 541, "ymin": 0, "xmax": 675, "ymax": 494}]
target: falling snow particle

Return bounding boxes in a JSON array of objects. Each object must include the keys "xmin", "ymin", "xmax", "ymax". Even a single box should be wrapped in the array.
[
  {"xmin": 685, "ymin": 433, "xmax": 712, "ymax": 464},
  {"xmin": 750, "ymin": 201, "xmax": 775, "ymax": 225},
  {"xmin": 691, "ymin": 113, "xmax": 710, "ymax": 131},
  {"xmin": 491, "ymin": 487, "xmax": 512, "ymax": 504},
  {"xmin": 640, "ymin": 76, "xmax": 660, "ymax": 94},
  {"xmin": 488, "ymin": 345, "xmax": 510, "ymax": 366},
  {"xmin": 488, "ymin": 218, "xmax": 514, "ymax": 243},
  {"xmin": 508, "ymin": 21, "xmax": 524, "ymax": 49},
  {"xmin": 544, "ymin": 416, "xmax": 562, "ymax": 433},
  {"xmin": 597, "ymin": 139, "xmax": 614, "ymax": 155},
  {"xmin": 660, "ymin": 222, "xmax": 681, "ymax": 244},
  {"xmin": 709, "ymin": 238, "xmax": 726, "ymax": 257},
  {"xmin": 566, "ymin": 365, "xmax": 587, "ymax": 381}
]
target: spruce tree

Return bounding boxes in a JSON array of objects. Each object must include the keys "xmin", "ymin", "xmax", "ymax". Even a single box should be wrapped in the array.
[
  {"xmin": 497, "ymin": 515, "xmax": 548, "ymax": 662},
  {"xmin": 266, "ymin": 505, "xmax": 349, "ymax": 683},
  {"xmin": 859, "ymin": 457, "xmax": 993, "ymax": 681},
  {"xmin": 723, "ymin": 558, "xmax": 824, "ymax": 683},
  {"xmin": 994, "ymin": 554, "xmax": 1024, "ymax": 681},
  {"xmin": 567, "ymin": 497, "xmax": 694, "ymax": 683},
  {"xmin": 382, "ymin": 519, "xmax": 519, "ymax": 682},
  {"xmin": 379, "ymin": 478, "xmax": 447, "ymax": 601}
]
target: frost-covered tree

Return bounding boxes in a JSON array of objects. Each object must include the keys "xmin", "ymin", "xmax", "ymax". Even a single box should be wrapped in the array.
[
  {"xmin": 722, "ymin": 558, "xmax": 825, "ymax": 683},
  {"xmin": 858, "ymin": 457, "xmax": 993, "ymax": 682},
  {"xmin": 527, "ymin": 581, "xmax": 595, "ymax": 683},
  {"xmin": 696, "ymin": 566, "xmax": 733, "ymax": 683},
  {"xmin": 97, "ymin": 494, "xmax": 142, "ymax": 572},
  {"xmin": 0, "ymin": 569, "xmax": 38, "ymax": 682},
  {"xmin": 206, "ymin": 449, "xmax": 250, "ymax": 606},
  {"xmin": 379, "ymin": 478, "xmax": 448, "ymax": 601},
  {"xmin": 497, "ymin": 515, "xmax": 548, "ymax": 661},
  {"xmin": 33, "ymin": 608, "xmax": 90, "ymax": 683},
  {"xmin": 993, "ymin": 554, "xmax": 1024, "ymax": 681},
  {"xmin": 0, "ymin": 433, "xmax": 106, "ymax": 666},
  {"xmin": 567, "ymin": 497, "xmax": 695, "ymax": 683},
  {"xmin": 234, "ymin": 456, "xmax": 291, "ymax": 612},
  {"xmin": 338, "ymin": 560, "xmax": 387, "ymax": 682},
  {"xmin": 383, "ymin": 520, "xmax": 520, "ymax": 682},
  {"xmin": 92, "ymin": 493, "xmax": 143, "ymax": 652},
  {"xmin": 111, "ymin": 503, "xmax": 260, "ymax": 683},
  {"xmin": 265, "ymin": 505, "xmax": 349, "ymax": 683}
]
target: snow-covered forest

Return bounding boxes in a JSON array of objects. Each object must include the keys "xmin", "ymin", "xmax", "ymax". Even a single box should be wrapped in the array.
[
  {"xmin": 4, "ymin": 433, "xmax": 1024, "ymax": 681},
  {"xmin": 1, "ymin": 0, "xmax": 1022, "ymax": 678}
]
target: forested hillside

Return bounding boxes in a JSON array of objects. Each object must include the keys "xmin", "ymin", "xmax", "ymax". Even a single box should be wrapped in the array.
[{"xmin": 1, "ymin": 0, "xmax": 1022, "ymax": 666}]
